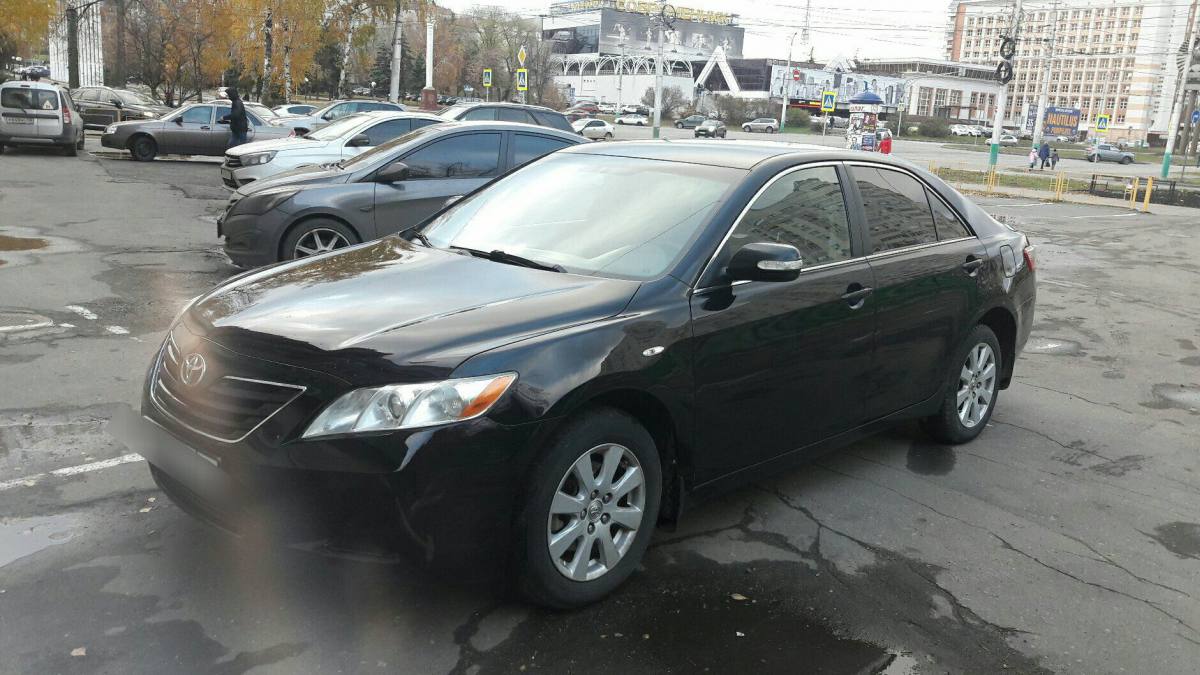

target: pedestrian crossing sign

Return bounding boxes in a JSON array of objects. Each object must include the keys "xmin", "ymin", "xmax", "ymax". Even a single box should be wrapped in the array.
[
  {"xmin": 821, "ymin": 91, "xmax": 837, "ymax": 113},
  {"xmin": 516, "ymin": 68, "xmax": 528, "ymax": 92},
  {"xmin": 483, "ymin": 68, "xmax": 492, "ymax": 88},
  {"xmin": 1095, "ymin": 114, "xmax": 1110, "ymax": 132}
]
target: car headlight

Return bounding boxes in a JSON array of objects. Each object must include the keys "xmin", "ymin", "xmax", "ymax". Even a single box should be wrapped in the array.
[
  {"xmin": 105, "ymin": 124, "xmax": 117, "ymax": 134},
  {"xmin": 241, "ymin": 150, "xmax": 276, "ymax": 166},
  {"xmin": 229, "ymin": 186, "xmax": 299, "ymax": 216},
  {"xmin": 302, "ymin": 373, "xmax": 517, "ymax": 438}
]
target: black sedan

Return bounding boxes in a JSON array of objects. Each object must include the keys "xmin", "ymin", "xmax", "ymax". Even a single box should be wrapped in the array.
[
  {"xmin": 218, "ymin": 121, "xmax": 585, "ymax": 267},
  {"xmin": 116, "ymin": 141, "xmax": 1036, "ymax": 609}
]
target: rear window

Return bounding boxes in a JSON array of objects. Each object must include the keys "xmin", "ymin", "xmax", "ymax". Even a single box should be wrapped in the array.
[
  {"xmin": 530, "ymin": 110, "xmax": 573, "ymax": 132},
  {"xmin": 2, "ymin": 88, "xmax": 59, "ymax": 110}
]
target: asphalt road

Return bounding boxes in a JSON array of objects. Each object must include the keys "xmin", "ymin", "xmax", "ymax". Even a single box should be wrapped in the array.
[{"xmin": 1, "ymin": 137, "xmax": 1199, "ymax": 674}]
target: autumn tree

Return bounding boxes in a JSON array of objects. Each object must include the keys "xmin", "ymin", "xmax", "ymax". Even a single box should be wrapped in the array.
[{"xmin": 1, "ymin": 0, "xmax": 55, "ymax": 68}]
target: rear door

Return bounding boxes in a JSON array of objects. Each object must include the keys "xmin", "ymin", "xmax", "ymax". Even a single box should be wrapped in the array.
[
  {"xmin": 372, "ymin": 131, "xmax": 504, "ymax": 235},
  {"xmin": 846, "ymin": 163, "xmax": 987, "ymax": 420},
  {"xmin": 33, "ymin": 89, "xmax": 63, "ymax": 139}
]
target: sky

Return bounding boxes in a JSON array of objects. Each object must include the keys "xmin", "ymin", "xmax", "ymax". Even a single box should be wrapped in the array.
[{"xmin": 436, "ymin": 0, "xmax": 954, "ymax": 62}]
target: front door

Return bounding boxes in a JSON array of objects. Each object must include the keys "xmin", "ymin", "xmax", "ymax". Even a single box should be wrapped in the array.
[
  {"xmin": 372, "ymin": 131, "xmax": 504, "ymax": 236},
  {"xmin": 690, "ymin": 164, "xmax": 876, "ymax": 484},
  {"xmin": 161, "ymin": 105, "xmax": 212, "ymax": 155},
  {"xmin": 845, "ymin": 164, "xmax": 987, "ymax": 420}
]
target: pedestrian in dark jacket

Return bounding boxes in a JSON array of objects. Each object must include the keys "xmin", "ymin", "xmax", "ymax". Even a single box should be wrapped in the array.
[
  {"xmin": 226, "ymin": 87, "xmax": 249, "ymax": 148},
  {"xmin": 1051, "ymin": 149, "xmax": 1060, "ymax": 169},
  {"xmin": 1038, "ymin": 141, "xmax": 1051, "ymax": 170}
]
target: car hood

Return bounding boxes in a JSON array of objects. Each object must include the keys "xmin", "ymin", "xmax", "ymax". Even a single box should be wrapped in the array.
[
  {"xmin": 188, "ymin": 238, "xmax": 639, "ymax": 383},
  {"xmin": 107, "ymin": 118, "xmax": 164, "ymax": 133},
  {"xmin": 228, "ymin": 137, "xmax": 327, "ymax": 156},
  {"xmin": 236, "ymin": 163, "xmax": 353, "ymax": 196}
]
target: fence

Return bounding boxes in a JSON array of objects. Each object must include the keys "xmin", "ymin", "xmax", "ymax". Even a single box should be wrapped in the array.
[{"xmin": 1087, "ymin": 174, "xmax": 1200, "ymax": 208}]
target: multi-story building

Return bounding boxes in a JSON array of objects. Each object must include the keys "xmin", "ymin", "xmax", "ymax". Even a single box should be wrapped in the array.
[{"xmin": 946, "ymin": 0, "xmax": 1199, "ymax": 142}]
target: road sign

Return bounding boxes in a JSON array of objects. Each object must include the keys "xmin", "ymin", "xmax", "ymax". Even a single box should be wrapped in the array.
[
  {"xmin": 516, "ymin": 68, "xmax": 528, "ymax": 92},
  {"xmin": 517, "ymin": 46, "xmax": 528, "ymax": 67},
  {"xmin": 1192, "ymin": 109, "xmax": 1200, "ymax": 125},
  {"xmin": 482, "ymin": 68, "xmax": 492, "ymax": 88},
  {"xmin": 792, "ymin": 68, "xmax": 800, "ymax": 82},
  {"xmin": 1095, "ymin": 113, "xmax": 1110, "ymax": 132},
  {"xmin": 821, "ymin": 91, "xmax": 837, "ymax": 113}
]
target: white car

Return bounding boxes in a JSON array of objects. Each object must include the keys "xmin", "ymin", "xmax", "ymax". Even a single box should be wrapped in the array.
[
  {"xmin": 596, "ymin": 103, "xmax": 616, "ymax": 114},
  {"xmin": 615, "ymin": 114, "xmax": 648, "ymax": 126},
  {"xmin": 220, "ymin": 110, "xmax": 442, "ymax": 188},
  {"xmin": 573, "ymin": 118, "xmax": 614, "ymax": 140},
  {"xmin": 988, "ymin": 134, "xmax": 1019, "ymax": 146},
  {"xmin": 950, "ymin": 124, "xmax": 973, "ymax": 136},
  {"xmin": 742, "ymin": 117, "xmax": 779, "ymax": 133}
]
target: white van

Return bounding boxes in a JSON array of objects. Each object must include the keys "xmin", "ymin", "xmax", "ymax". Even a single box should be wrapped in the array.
[{"xmin": 0, "ymin": 80, "xmax": 86, "ymax": 156}]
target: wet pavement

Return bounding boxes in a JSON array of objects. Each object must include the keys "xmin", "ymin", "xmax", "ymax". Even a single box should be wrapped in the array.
[{"xmin": 1, "ymin": 138, "xmax": 1198, "ymax": 674}]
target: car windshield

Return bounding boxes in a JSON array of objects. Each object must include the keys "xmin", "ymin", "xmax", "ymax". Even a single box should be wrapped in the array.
[
  {"xmin": 305, "ymin": 114, "xmax": 368, "ymax": 141},
  {"xmin": 116, "ymin": 90, "xmax": 157, "ymax": 106},
  {"xmin": 336, "ymin": 124, "xmax": 443, "ymax": 170},
  {"xmin": 422, "ymin": 153, "xmax": 743, "ymax": 280},
  {"xmin": 439, "ymin": 105, "xmax": 471, "ymax": 120}
]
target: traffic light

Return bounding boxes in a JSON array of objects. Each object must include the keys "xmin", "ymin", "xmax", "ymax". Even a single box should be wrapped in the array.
[{"xmin": 996, "ymin": 36, "xmax": 1016, "ymax": 85}]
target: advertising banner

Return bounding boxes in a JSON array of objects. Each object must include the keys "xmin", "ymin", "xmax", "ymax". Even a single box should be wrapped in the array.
[
  {"xmin": 1042, "ymin": 107, "xmax": 1081, "ymax": 137},
  {"xmin": 599, "ymin": 8, "xmax": 743, "ymax": 59},
  {"xmin": 771, "ymin": 65, "xmax": 903, "ymax": 107}
]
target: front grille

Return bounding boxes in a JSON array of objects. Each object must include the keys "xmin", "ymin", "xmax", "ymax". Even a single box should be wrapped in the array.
[
  {"xmin": 223, "ymin": 153, "xmax": 243, "ymax": 168},
  {"xmin": 151, "ymin": 333, "xmax": 305, "ymax": 443}
]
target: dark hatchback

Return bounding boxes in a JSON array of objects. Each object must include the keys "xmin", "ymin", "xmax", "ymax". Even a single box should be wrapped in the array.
[
  {"xmin": 117, "ymin": 141, "xmax": 1036, "ymax": 608},
  {"xmin": 218, "ymin": 121, "xmax": 585, "ymax": 267}
]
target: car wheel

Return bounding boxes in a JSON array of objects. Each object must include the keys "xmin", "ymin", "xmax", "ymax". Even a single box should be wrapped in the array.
[
  {"xmin": 129, "ymin": 135, "xmax": 157, "ymax": 161},
  {"xmin": 768, "ymin": 127, "xmax": 775, "ymax": 134},
  {"xmin": 62, "ymin": 141, "xmax": 78, "ymax": 157},
  {"xmin": 1088, "ymin": 154, "xmax": 1097, "ymax": 162},
  {"xmin": 76, "ymin": 132, "xmax": 85, "ymax": 150},
  {"xmin": 515, "ymin": 407, "xmax": 662, "ymax": 609},
  {"xmin": 281, "ymin": 219, "xmax": 359, "ymax": 261},
  {"xmin": 1120, "ymin": 156, "xmax": 1132, "ymax": 165},
  {"xmin": 921, "ymin": 324, "xmax": 1002, "ymax": 444},
  {"xmin": 604, "ymin": 132, "xmax": 613, "ymax": 140}
]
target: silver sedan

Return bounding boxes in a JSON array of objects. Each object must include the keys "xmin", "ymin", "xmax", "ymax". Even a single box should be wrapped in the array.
[{"xmin": 100, "ymin": 102, "xmax": 292, "ymax": 161}]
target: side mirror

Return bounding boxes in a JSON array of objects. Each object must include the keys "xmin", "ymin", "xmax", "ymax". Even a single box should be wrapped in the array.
[
  {"xmin": 322, "ymin": 112, "xmax": 334, "ymax": 121},
  {"xmin": 376, "ymin": 162, "xmax": 409, "ymax": 183},
  {"xmin": 111, "ymin": 98, "xmax": 123, "ymax": 108},
  {"xmin": 173, "ymin": 116, "xmax": 183, "ymax": 126},
  {"xmin": 726, "ymin": 242, "xmax": 803, "ymax": 282},
  {"xmin": 347, "ymin": 133, "xmax": 371, "ymax": 147}
]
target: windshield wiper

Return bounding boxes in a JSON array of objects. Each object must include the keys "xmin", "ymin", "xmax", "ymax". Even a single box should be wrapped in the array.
[
  {"xmin": 398, "ymin": 226, "xmax": 433, "ymax": 247},
  {"xmin": 450, "ymin": 246, "xmax": 565, "ymax": 273}
]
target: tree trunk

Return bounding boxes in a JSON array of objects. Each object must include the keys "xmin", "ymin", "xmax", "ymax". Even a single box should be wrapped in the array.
[
  {"xmin": 282, "ymin": 20, "xmax": 293, "ymax": 104},
  {"xmin": 113, "ymin": 0, "xmax": 126, "ymax": 86},
  {"xmin": 338, "ymin": 5, "xmax": 361, "ymax": 97},
  {"xmin": 388, "ymin": 3, "xmax": 403, "ymax": 103},
  {"xmin": 258, "ymin": 7, "xmax": 274, "ymax": 103}
]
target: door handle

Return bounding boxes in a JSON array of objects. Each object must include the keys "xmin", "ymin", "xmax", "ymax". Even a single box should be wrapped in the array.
[
  {"xmin": 200, "ymin": 125, "xmax": 210, "ymax": 130},
  {"xmin": 841, "ymin": 284, "xmax": 873, "ymax": 308},
  {"xmin": 359, "ymin": 205, "xmax": 374, "ymax": 212},
  {"xmin": 962, "ymin": 257, "xmax": 984, "ymax": 276}
]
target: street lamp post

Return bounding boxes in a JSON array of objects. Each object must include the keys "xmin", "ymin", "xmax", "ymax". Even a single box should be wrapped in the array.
[{"xmin": 780, "ymin": 32, "xmax": 797, "ymax": 133}]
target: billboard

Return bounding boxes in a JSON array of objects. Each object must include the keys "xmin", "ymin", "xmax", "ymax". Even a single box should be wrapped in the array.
[
  {"xmin": 770, "ymin": 65, "xmax": 904, "ymax": 107},
  {"xmin": 1042, "ymin": 107, "xmax": 1081, "ymax": 137},
  {"xmin": 600, "ymin": 9, "xmax": 743, "ymax": 59}
]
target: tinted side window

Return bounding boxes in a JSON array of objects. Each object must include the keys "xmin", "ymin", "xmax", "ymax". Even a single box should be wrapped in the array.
[
  {"xmin": 214, "ymin": 105, "xmax": 231, "ymax": 123},
  {"xmin": 364, "ymin": 118, "xmax": 410, "ymax": 145},
  {"xmin": 530, "ymin": 110, "xmax": 574, "ymax": 132},
  {"xmin": 497, "ymin": 108, "xmax": 535, "ymax": 124},
  {"xmin": 181, "ymin": 106, "xmax": 212, "ymax": 124},
  {"xmin": 511, "ymin": 133, "xmax": 573, "ymax": 167},
  {"xmin": 78, "ymin": 88, "xmax": 98, "ymax": 102},
  {"xmin": 729, "ymin": 166, "xmax": 852, "ymax": 267},
  {"xmin": 460, "ymin": 107, "xmax": 496, "ymax": 121},
  {"xmin": 854, "ymin": 167, "xmax": 938, "ymax": 253},
  {"xmin": 327, "ymin": 103, "xmax": 355, "ymax": 120},
  {"xmin": 411, "ymin": 118, "xmax": 440, "ymax": 130},
  {"xmin": 403, "ymin": 132, "xmax": 501, "ymax": 179},
  {"xmin": 926, "ymin": 190, "xmax": 972, "ymax": 240}
]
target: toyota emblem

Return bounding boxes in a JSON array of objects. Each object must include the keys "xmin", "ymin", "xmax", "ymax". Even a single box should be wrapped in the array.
[{"xmin": 180, "ymin": 353, "xmax": 207, "ymax": 386}]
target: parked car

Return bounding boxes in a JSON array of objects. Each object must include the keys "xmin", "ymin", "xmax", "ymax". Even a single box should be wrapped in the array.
[
  {"xmin": 1053, "ymin": 135, "xmax": 1073, "ymax": 143},
  {"xmin": 351, "ymin": 86, "xmax": 371, "ymax": 96},
  {"xmin": 573, "ymin": 118, "xmax": 614, "ymax": 140},
  {"xmin": 674, "ymin": 114, "xmax": 709, "ymax": 129},
  {"xmin": 742, "ymin": 117, "xmax": 778, "ymax": 133},
  {"xmin": 220, "ymin": 111, "xmax": 444, "ymax": 188},
  {"xmin": 988, "ymin": 134, "xmax": 1019, "ymax": 146},
  {"xmin": 218, "ymin": 121, "xmax": 585, "ymax": 266},
  {"xmin": 71, "ymin": 86, "xmax": 172, "ymax": 129},
  {"xmin": 271, "ymin": 100, "xmax": 405, "ymax": 136},
  {"xmin": 16, "ymin": 64, "xmax": 51, "ymax": 79},
  {"xmin": 620, "ymin": 104, "xmax": 649, "ymax": 115},
  {"xmin": 274, "ymin": 103, "xmax": 316, "ymax": 116},
  {"xmin": 597, "ymin": 102, "xmax": 616, "ymax": 114},
  {"xmin": 0, "ymin": 79, "xmax": 85, "ymax": 155},
  {"xmin": 439, "ymin": 102, "xmax": 574, "ymax": 133},
  {"xmin": 615, "ymin": 114, "xmax": 648, "ymax": 126},
  {"xmin": 123, "ymin": 141, "xmax": 1036, "ymax": 609},
  {"xmin": 1087, "ymin": 143, "xmax": 1134, "ymax": 164},
  {"xmin": 694, "ymin": 119, "xmax": 726, "ymax": 138},
  {"xmin": 101, "ymin": 101, "xmax": 293, "ymax": 161}
]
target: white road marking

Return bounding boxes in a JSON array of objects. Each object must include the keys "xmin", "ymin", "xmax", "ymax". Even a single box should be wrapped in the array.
[
  {"xmin": 984, "ymin": 202, "xmax": 1045, "ymax": 208},
  {"xmin": 1067, "ymin": 212, "xmax": 1138, "ymax": 219},
  {"xmin": 64, "ymin": 305, "xmax": 98, "ymax": 320},
  {"xmin": 105, "ymin": 326, "xmax": 129, "ymax": 335},
  {"xmin": 0, "ymin": 318, "xmax": 53, "ymax": 333},
  {"xmin": 0, "ymin": 453, "xmax": 142, "ymax": 492}
]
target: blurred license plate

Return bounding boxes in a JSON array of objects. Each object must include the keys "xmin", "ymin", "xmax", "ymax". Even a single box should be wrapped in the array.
[
  {"xmin": 220, "ymin": 168, "xmax": 233, "ymax": 182},
  {"xmin": 9, "ymin": 117, "xmax": 33, "ymax": 125}
]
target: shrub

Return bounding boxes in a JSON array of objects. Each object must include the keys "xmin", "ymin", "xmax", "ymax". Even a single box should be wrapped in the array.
[
  {"xmin": 918, "ymin": 118, "xmax": 951, "ymax": 138},
  {"xmin": 786, "ymin": 108, "xmax": 810, "ymax": 128}
]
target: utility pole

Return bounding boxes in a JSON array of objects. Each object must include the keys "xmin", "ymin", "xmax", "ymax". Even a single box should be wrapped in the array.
[
  {"xmin": 780, "ymin": 32, "xmax": 797, "ymax": 133},
  {"xmin": 652, "ymin": 15, "xmax": 664, "ymax": 137},
  {"xmin": 988, "ymin": 0, "xmax": 1023, "ymax": 168},
  {"xmin": 1163, "ymin": 0, "xmax": 1198, "ymax": 179},
  {"xmin": 66, "ymin": 4, "xmax": 80, "ymax": 89},
  {"xmin": 420, "ymin": 16, "xmax": 436, "ymax": 110},
  {"xmin": 616, "ymin": 42, "xmax": 625, "ymax": 118},
  {"xmin": 1030, "ymin": 0, "xmax": 1060, "ymax": 149},
  {"xmin": 388, "ymin": 3, "xmax": 403, "ymax": 103}
]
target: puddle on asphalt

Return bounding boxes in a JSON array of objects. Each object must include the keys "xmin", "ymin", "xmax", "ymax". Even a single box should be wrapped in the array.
[
  {"xmin": 0, "ymin": 234, "xmax": 48, "ymax": 252},
  {"xmin": 1141, "ymin": 384, "xmax": 1200, "ymax": 413},
  {"xmin": 0, "ymin": 514, "xmax": 80, "ymax": 568},
  {"xmin": 1023, "ymin": 336, "xmax": 1083, "ymax": 356},
  {"xmin": 1179, "ymin": 356, "xmax": 1200, "ymax": 367},
  {"xmin": 1145, "ymin": 522, "xmax": 1200, "ymax": 560},
  {"xmin": 0, "ymin": 310, "xmax": 54, "ymax": 334},
  {"xmin": 906, "ymin": 440, "xmax": 957, "ymax": 476},
  {"xmin": 1177, "ymin": 339, "xmax": 1197, "ymax": 351}
]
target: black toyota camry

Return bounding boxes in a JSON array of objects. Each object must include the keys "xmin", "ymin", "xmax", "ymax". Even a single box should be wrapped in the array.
[{"xmin": 116, "ymin": 141, "xmax": 1036, "ymax": 608}]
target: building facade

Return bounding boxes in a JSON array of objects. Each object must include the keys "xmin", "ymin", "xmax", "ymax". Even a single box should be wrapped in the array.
[
  {"xmin": 945, "ymin": 0, "xmax": 1200, "ymax": 142},
  {"xmin": 48, "ymin": 0, "xmax": 105, "ymax": 87}
]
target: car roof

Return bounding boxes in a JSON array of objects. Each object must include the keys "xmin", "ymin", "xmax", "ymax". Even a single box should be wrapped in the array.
[
  {"xmin": 562, "ymin": 139, "xmax": 843, "ymax": 169},
  {"xmin": 2, "ymin": 79, "xmax": 63, "ymax": 91},
  {"xmin": 430, "ymin": 120, "xmax": 582, "ymax": 141},
  {"xmin": 446, "ymin": 101, "xmax": 559, "ymax": 114},
  {"xmin": 358, "ymin": 110, "xmax": 442, "ymax": 121}
]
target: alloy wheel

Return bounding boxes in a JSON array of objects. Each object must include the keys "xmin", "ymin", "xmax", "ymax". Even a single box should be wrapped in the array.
[
  {"xmin": 293, "ymin": 228, "xmax": 350, "ymax": 258},
  {"xmin": 958, "ymin": 343, "xmax": 997, "ymax": 428},
  {"xmin": 547, "ymin": 443, "xmax": 645, "ymax": 582}
]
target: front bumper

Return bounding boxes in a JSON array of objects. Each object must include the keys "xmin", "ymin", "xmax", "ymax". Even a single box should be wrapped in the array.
[
  {"xmin": 220, "ymin": 161, "xmax": 272, "ymax": 189},
  {"xmin": 100, "ymin": 132, "xmax": 126, "ymax": 150},
  {"xmin": 219, "ymin": 208, "xmax": 288, "ymax": 268}
]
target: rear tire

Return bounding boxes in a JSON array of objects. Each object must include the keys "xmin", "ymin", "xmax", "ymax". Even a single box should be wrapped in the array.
[
  {"xmin": 604, "ymin": 132, "xmax": 613, "ymax": 140},
  {"xmin": 62, "ymin": 142, "xmax": 77, "ymax": 157},
  {"xmin": 515, "ymin": 407, "xmax": 662, "ymax": 609},
  {"xmin": 130, "ymin": 135, "xmax": 157, "ymax": 161},
  {"xmin": 76, "ymin": 132, "xmax": 85, "ymax": 150},
  {"xmin": 280, "ymin": 218, "xmax": 359, "ymax": 261},
  {"xmin": 1120, "ymin": 156, "xmax": 1132, "ymax": 165},
  {"xmin": 921, "ymin": 324, "xmax": 1002, "ymax": 444}
]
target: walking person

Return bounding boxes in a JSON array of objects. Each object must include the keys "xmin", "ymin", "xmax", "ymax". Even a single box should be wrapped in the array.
[
  {"xmin": 1051, "ymin": 148, "xmax": 1060, "ymax": 170},
  {"xmin": 1028, "ymin": 147, "xmax": 1038, "ymax": 169},
  {"xmin": 1038, "ymin": 141, "xmax": 1051, "ymax": 170},
  {"xmin": 225, "ymin": 87, "xmax": 249, "ymax": 148}
]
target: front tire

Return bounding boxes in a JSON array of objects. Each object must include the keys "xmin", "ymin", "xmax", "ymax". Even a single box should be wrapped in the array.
[
  {"xmin": 515, "ymin": 408, "xmax": 662, "ymax": 609},
  {"xmin": 921, "ymin": 324, "xmax": 1002, "ymax": 444},
  {"xmin": 280, "ymin": 218, "xmax": 359, "ymax": 261},
  {"xmin": 129, "ymin": 135, "xmax": 157, "ymax": 161},
  {"xmin": 1120, "ymin": 156, "xmax": 1132, "ymax": 165},
  {"xmin": 604, "ymin": 132, "xmax": 613, "ymax": 140}
]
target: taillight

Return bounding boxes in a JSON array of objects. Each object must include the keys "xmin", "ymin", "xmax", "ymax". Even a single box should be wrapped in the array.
[
  {"xmin": 61, "ymin": 99, "xmax": 71, "ymax": 125},
  {"xmin": 1022, "ymin": 239, "xmax": 1036, "ymax": 272},
  {"xmin": 288, "ymin": 129, "xmax": 295, "ymax": 137}
]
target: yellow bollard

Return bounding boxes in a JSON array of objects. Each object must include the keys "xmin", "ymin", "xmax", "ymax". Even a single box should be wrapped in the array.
[
  {"xmin": 1143, "ymin": 177, "xmax": 1153, "ymax": 212},
  {"xmin": 1129, "ymin": 177, "xmax": 1140, "ymax": 208}
]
